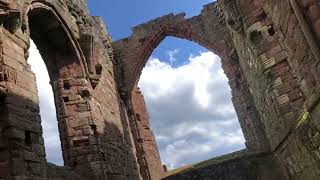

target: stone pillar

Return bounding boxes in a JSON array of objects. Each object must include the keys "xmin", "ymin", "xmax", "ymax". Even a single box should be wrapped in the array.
[
  {"xmin": 50, "ymin": 69, "xmax": 106, "ymax": 179},
  {"xmin": 0, "ymin": 27, "xmax": 47, "ymax": 179},
  {"xmin": 129, "ymin": 86, "xmax": 164, "ymax": 180},
  {"xmin": 229, "ymin": 74, "xmax": 270, "ymax": 152},
  {"xmin": 217, "ymin": 44, "xmax": 270, "ymax": 152}
]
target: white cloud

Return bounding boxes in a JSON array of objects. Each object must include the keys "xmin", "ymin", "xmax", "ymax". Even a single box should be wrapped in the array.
[
  {"xmin": 140, "ymin": 52, "xmax": 224, "ymax": 108},
  {"xmin": 168, "ymin": 49, "xmax": 180, "ymax": 64},
  {"xmin": 27, "ymin": 41, "xmax": 63, "ymax": 165},
  {"xmin": 139, "ymin": 52, "xmax": 245, "ymax": 169}
]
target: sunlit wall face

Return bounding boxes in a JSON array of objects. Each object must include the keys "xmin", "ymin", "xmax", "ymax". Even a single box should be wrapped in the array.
[
  {"xmin": 138, "ymin": 37, "xmax": 245, "ymax": 169},
  {"xmin": 27, "ymin": 40, "xmax": 63, "ymax": 165}
]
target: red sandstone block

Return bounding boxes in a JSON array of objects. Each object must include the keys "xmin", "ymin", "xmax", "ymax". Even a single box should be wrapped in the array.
[
  {"xmin": 313, "ymin": 19, "xmax": 320, "ymax": 39},
  {"xmin": 303, "ymin": 0, "xmax": 320, "ymax": 7},
  {"xmin": 265, "ymin": 45, "xmax": 283, "ymax": 59},
  {"xmin": 307, "ymin": 4, "xmax": 320, "ymax": 22},
  {"xmin": 290, "ymin": 97, "xmax": 305, "ymax": 108},
  {"xmin": 259, "ymin": 40, "xmax": 279, "ymax": 54},
  {"xmin": 288, "ymin": 14, "xmax": 298, "ymax": 35},
  {"xmin": 288, "ymin": 90, "xmax": 302, "ymax": 101},
  {"xmin": 271, "ymin": 62, "xmax": 290, "ymax": 76},
  {"xmin": 294, "ymin": 45, "xmax": 308, "ymax": 63}
]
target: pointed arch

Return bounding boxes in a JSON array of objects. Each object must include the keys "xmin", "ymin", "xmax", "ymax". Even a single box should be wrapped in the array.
[{"xmin": 25, "ymin": 1, "xmax": 90, "ymax": 81}]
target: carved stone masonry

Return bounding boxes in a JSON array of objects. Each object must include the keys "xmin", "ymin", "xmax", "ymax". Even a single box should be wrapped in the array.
[{"xmin": 0, "ymin": 0, "xmax": 319, "ymax": 180}]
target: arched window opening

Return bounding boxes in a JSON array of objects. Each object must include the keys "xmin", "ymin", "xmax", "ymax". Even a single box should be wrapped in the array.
[
  {"xmin": 26, "ymin": 6, "xmax": 89, "ymax": 168},
  {"xmin": 134, "ymin": 37, "xmax": 245, "ymax": 171},
  {"xmin": 27, "ymin": 40, "xmax": 63, "ymax": 165}
]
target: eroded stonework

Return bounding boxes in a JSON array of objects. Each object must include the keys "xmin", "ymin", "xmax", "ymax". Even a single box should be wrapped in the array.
[{"xmin": 0, "ymin": 0, "xmax": 320, "ymax": 179}]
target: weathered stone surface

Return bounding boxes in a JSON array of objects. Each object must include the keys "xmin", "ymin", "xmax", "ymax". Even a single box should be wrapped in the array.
[
  {"xmin": 131, "ymin": 86, "xmax": 164, "ymax": 180},
  {"xmin": 0, "ymin": 0, "xmax": 319, "ymax": 179},
  {"xmin": 47, "ymin": 163, "xmax": 84, "ymax": 180}
]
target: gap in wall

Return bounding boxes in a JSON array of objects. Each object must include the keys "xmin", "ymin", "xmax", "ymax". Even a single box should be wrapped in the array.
[
  {"xmin": 27, "ymin": 40, "xmax": 63, "ymax": 166},
  {"xmin": 138, "ymin": 37, "xmax": 246, "ymax": 170}
]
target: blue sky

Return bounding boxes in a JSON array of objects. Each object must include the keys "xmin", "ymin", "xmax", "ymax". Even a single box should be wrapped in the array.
[
  {"xmin": 87, "ymin": 0, "xmax": 213, "ymax": 40},
  {"xmin": 28, "ymin": 0, "xmax": 245, "ymax": 169},
  {"xmin": 87, "ymin": 0, "xmax": 213, "ymax": 66}
]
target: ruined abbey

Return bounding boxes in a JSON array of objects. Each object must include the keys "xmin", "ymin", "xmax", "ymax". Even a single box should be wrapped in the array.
[{"xmin": 0, "ymin": 0, "xmax": 320, "ymax": 179}]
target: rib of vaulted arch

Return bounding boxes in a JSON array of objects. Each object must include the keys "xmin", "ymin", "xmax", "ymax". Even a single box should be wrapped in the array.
[{"xmin": 112, "ymin": 12, "xmax": 231, "ymax": 95}]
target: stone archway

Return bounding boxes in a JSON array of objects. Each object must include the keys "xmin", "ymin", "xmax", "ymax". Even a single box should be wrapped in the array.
[
  {"xmin": 0, "ymin": 1, "xmax": 101, "ymax": 178},
  {"xmin": 0, "ymin": 0, "xmax": 141, "ymax": 179},
  {"xmin": 112, "ymin": 8, "xmax": 270, "ymax": 179},
  {"xmin": 1, "ymin": 0, "xmax": 320, "ymax": 179},
  {"xmin": 112, "ymin": 12, "xmax": 230, "ymax": 95},
  {"xmin": 27, "ymin": 2, "xmax": 90, "ymax": 81},
  {"xmin": 26, "ymin": 1, "xmax": 95, "ymax": 169}
]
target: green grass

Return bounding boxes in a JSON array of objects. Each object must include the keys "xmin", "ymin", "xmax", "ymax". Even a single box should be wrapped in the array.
[{"xmin": 162, "ymin": 149, "xmax": 248, "ymax": 178}]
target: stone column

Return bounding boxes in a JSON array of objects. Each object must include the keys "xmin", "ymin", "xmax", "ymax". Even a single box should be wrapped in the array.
[
  {"xmin": 50, "ymin": 75, "xmax": 106, "ymax": 179},
  {"xmin": 129, "ymin": 86, "xmax": 164, "ymax": 180},
  {"xmin": 0, "ymin": 27, "xmax": 47, "ymax": 179}
]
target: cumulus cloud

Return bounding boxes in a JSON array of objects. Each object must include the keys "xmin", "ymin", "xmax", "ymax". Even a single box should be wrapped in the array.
[
  {"xmin": 27, "ymin": 41, "xmax": 63, "ymax": 165},
  {"xmin": 167, "ymin": 49, "xmax": 180, "ymax": 65},
  {"xmin": 139, "ymin": 52, "xmax": 245, "ymax": 169}
]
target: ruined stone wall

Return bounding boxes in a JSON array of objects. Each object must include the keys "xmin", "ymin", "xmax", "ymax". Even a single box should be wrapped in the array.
[
  {"xmin": 225, "ymin": 0, "xmax": 305, "ymax": 151},
  {"xmin": 0, "ymin": 0, "xmax": 320, "ymax": 179},
  {"xmin": 0, "ymin": 13, "xmax": 48, "ymax": 179},
  {"xmin": 219, "ymin": 0, "xmax": 320, "ymax": 179},
  {"xmin": 111, "ymin": 1, "xmax": 272, "ymax": 178},
  {"xmin": 113, "ymin": 0, "xmax": 320, "ymax": 179},
  {"xmin": 131, "ymin": 86, "xmax": 164, "ymax": 180},
  {"xmin": 0, "ymin": 0, "xmax": 140, "ymax": 179},
  {"xmin": 112, "ymin": 5, "xmax": 272, "ymax": 179},
  {"xmin": 262, "ymin": 0, "xmax": 320, "ymax": 179}
]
